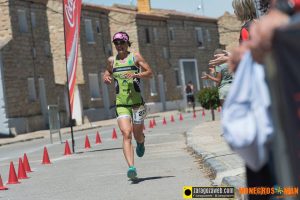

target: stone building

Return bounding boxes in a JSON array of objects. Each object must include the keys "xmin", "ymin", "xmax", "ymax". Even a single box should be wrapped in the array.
[
  {"xmin": 0, "ymin": 0, "xmax": 57, "ymax": 135},
  {"xmin": 107, "ymin": 0, "xmax": 220, "ymax": 113},
  {"xmin": 217, "ymin": 11, "xmax": 241, "ymax": 51},
  {"xmin": 0, "ymin": 0, "xmax": 113, "ymax": 135},
  {"xmin": 47, "ymin": 1, "xmax": 113, "ymax": 125},
  {"xmin": 0, "ymin": 0, "xmax": 221, "ymax": 135}
]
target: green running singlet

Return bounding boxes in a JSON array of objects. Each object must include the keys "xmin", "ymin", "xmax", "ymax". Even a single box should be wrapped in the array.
[{"xmin": 112, "ymin": 52, "xmax": 144, "ymax": 117}]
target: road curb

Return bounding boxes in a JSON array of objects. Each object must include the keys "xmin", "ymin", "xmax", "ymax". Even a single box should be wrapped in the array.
[{"xmin": 185, "ymin": 127, "xmax": 246, "ymax": 199}]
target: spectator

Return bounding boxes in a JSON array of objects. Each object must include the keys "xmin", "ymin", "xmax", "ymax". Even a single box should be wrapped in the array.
[
  {"xmin": 185, "ymin": 81, "xmax": 195, "ymax": 112},
  {"xmin": 232, "ymin": 0, "xmax": 257, "ymax": 44},
  {"xmin": 202, "ymin": 49, "xmax": 233, "ymax": 106},
  {"xmin": 222, "ymin": 1, "xmax": 282, "ymax": 200},
  {"xmin": 209, "ymin": 0, "xmax": 257, "ymax": 68}
]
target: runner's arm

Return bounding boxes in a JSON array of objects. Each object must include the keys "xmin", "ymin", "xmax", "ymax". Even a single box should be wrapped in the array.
[
  {"xmin": 103, "ymin": 56, "xmax": 114, "ymax": 84},
  {"xmin": 201, "ymin": 73, "xmax": 221, "ymax": 85},
  {"xmin": 133, "ymin": 52, "xmax": 153, "ymax": 79}
]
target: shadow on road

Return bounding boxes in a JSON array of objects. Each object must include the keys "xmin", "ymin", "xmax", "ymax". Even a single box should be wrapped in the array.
[
  {"xmin": 75, "ymin": 147, "xmax": 123, "ymax": 154},
  {"xmin": 131, "ymin": 175, "xmax": 175, "ymax": 184}
]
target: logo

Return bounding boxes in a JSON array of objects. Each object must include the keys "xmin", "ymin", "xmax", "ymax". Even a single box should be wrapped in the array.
[
  {"xmin": 128, "ymin": 59, "xmax": 134, "ymax": 65},
  {"xmin": 239, "ymin": 186, "xmax": 299, "ymax": 198},
  {"xmin": 183, "ymin": 186, "xmax": 235, "ymax": 199},
  {"xmin": 65, "ymin": 0, "xmax": 76, "ymax": 27},
  {"xmin": 122, "ymin": 80, "xmax": 128, "ymax": 86},
  {"xmin": 183, "ymin": 186, "xmax": 192, "ymax": 199}
]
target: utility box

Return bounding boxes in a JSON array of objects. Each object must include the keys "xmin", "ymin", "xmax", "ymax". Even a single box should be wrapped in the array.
[{"xmin": 48, "ymin": 105, "xmax": 62, "ymax": 144}]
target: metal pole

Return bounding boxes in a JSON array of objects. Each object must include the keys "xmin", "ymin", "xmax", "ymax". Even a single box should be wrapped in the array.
[{"xmin": 62, "ymin": 0, "xmax": 75, "ymax": 153}]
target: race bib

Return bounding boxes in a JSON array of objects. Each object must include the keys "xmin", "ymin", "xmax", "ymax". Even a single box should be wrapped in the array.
[{"xmin": 132, "ymin": 105, "xmax": 147, "ymax": 124}]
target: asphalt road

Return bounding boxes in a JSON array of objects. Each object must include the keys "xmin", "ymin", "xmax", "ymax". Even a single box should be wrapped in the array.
[{"xmin": 0, "ymin": 113, "xmax": 214, "ymax": 200}]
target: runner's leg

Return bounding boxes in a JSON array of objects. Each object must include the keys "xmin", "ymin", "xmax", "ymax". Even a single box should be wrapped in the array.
[
  {"xmin": 133, "ymin": 123, "xmax": 145, "ymax": 157},
  {"xmin": 133, "ymin": 123, "xmax": 144, "ymax": 143},
  {"xmin": 118, "ymin": 117, "xmax": 134, "ymax": 167}
]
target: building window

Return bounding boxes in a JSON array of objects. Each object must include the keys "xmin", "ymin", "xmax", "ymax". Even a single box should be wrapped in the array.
[
  {"xmin": 88, "ymin": 73, "xmax": 101, "ymax": 100},
  {"xmin": 31, "ymin": 11, "xmax": 36, "ymax": 29},
  {"xmin": 195, "ymin": 27, "xmax": 204, "ymax": 48},
  {"xmin": 145, "ymin": 27, "xmax": 151, "ymax": 43},
  {"xmin": 174, "ymin": 68, "xmax": 181, "ymax": 86},
  {"xmin": 153, "ymin": 27, "xmax": 158, "ymax": 41},
  {"xmin": 150, "ymin": 77, "xmax": 157, "ymax": 96},
  {"xmin": 27, "ymin": 78, "xmax": 37, "ymax": 102},
  {"xmin": 18, "ymin": 9, "xmax": 28, "ymax": 33},
  {"xmin": 163, "ymin": 47, "xmax": 169, "ymax": 59},
  {"xmin": 84, "ymin": 19, "xmax": 95, "ymax": 43},
  {"xmin": 206, "ymin": 29, "xmax": 211, "ymax": 42},
  {"xmin": 44, "ymin": 41, "xmax": 51, "ymax": 56},
  {"xmin": 95, "ymin": 20, "xmax": 101, "ymax": 34},
  {"xmin": 169, "ymin": 28, "xmax": 175, "ymax": 41}
]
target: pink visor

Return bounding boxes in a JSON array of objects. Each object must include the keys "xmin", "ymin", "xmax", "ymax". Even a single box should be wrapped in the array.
[{"xmin": 112, "ymin": 32, "xmax": 129, "ymax": 42}]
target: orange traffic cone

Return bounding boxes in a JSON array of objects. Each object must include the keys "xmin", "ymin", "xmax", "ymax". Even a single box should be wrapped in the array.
[
  {"xmin": 152, "ymin": 118, "xmax": 156, "ymax": 126},
  {"xmin": 162, "ymin": 117, "xmax": 167, "ymax": 125},
  {"xmin": 23, "ymin": 153, "xmax": 32, "ymax": 173},
  {"xmin": 7, "ymin": 162, "xmax": 20, "ymax": 184},
  {"xmin": 42, "ymin": 147, "xmax": 51, "ymax": 164},
  {"xmin": 18, "ymin": 158, "xmax": 28, "ymax": 179},
  {"xmin": 170, "ymin": 115, "xmax": 175, "ymax": 122},
  {"xmin": 64, "ymin": 140, "xmax": 72, "ymax": 155},
  {"xmin": 179, "ymin": 113, "xmax": 183, "ymax": 121},
  {"xmin": 193, "ymin": 111, "xmax": 196, "ymax": 119},
  {"xmin": 149, "ymin": 120, "xmax": 153, "ymax": 128},
  {"xmin": 85, "ymin": 135, "xmax": 91, "ymax": 149},
  {"xmin": 112, "ymin": 128, "xmax": 118, "ymax": 139},
  {"xmin": 0, "ymin": 174, "xmax": 8, "ymax": 190},
  {"xmin": 95, "ymin": 131, "xmax": 102, "ymax": 144}
]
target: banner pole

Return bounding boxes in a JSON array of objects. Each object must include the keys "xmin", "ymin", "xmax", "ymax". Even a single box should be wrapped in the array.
[{"xmin": 62, "ymin": 0, "xmax": 75, "ymax": 153}]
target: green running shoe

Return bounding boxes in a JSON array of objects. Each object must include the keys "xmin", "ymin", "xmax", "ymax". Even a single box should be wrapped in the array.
[
  {"xmin": 127, "ymin": 166, "xmax": 137, "ymax": 180},
  {"xmin": 136, "ymin": 141, "xmax": 145, "ymax": 157}
]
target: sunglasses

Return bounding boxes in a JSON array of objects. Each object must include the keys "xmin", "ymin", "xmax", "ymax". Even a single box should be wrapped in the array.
[{"xmin": 113, "ymin": 40, "xmax": 126, "ymax": 45}]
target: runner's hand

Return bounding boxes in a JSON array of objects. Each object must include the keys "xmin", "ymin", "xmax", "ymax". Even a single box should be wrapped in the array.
[
  {"xmin": 103, "ymin": 75, "xmax": 112, "ymax": 84},
  {"xmin": 124, "ymin": 72, "xmax": 139, "ymax": 79}
]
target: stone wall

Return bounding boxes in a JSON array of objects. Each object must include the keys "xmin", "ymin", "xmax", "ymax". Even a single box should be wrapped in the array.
[
  {"xmin": 79, "ymin": 7, "xmax": 112, "ymax": 110},
  {"xmin": 0, "ymin": 0, "xmax": 12, "ymax": 41},
  {"xmin": 218, "ymin": 12, "xmax": 241, "ymax": 51},
  {"xmin": 0, "ymin": 1, "xmax": 223, "ymax": 134},
  {"xmin": 1, "ymin": 0, "xmax": 56, "ymax": 132}
]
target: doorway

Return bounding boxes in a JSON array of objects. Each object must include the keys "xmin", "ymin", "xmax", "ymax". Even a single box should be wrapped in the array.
[
  {"xmin": 0, "ymin": 53, "xmax": 9, "ymax": 135},
  {"xmin": 179, "ymin": 59, "xmax": 200, "ymax": 109},
  {"xmin": 179, "ymin": 59, "xmax": 200, "ymax": 90}
]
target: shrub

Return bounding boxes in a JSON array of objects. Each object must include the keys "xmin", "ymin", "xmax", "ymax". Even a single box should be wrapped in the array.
[{"xmin": 197, "ymin": 87, "xmax": 220, "ymax": 110}]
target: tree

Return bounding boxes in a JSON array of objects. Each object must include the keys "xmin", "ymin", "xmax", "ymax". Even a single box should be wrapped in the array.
[{"xmin": 197, "ymin": 87, "xmax": 220, "ymax": 121}]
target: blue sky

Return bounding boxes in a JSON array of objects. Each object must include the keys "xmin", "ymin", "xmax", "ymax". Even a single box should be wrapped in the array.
[{"xmin": 83, "ymin": 0, "xmax": 234, "ymax": 18}]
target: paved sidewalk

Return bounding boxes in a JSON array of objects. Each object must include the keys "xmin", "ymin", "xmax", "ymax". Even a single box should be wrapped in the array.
[{"xmin": 186, "ymin": 120, "xmax": 246, "ymax": 199}]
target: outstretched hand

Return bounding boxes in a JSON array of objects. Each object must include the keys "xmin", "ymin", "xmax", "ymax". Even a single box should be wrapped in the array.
[
  {"xmin": 209, "ymin": 52, "xmax": 229, "ymax": 66},
  {"xmin": 201, "ymin": 75, "xmax": 209, "ymax": 80}
]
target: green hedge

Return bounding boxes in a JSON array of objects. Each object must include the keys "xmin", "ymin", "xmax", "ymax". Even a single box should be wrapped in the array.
[{"xmin": 197, "ymin": 87, "xmax": 220, "ymax": 110}]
